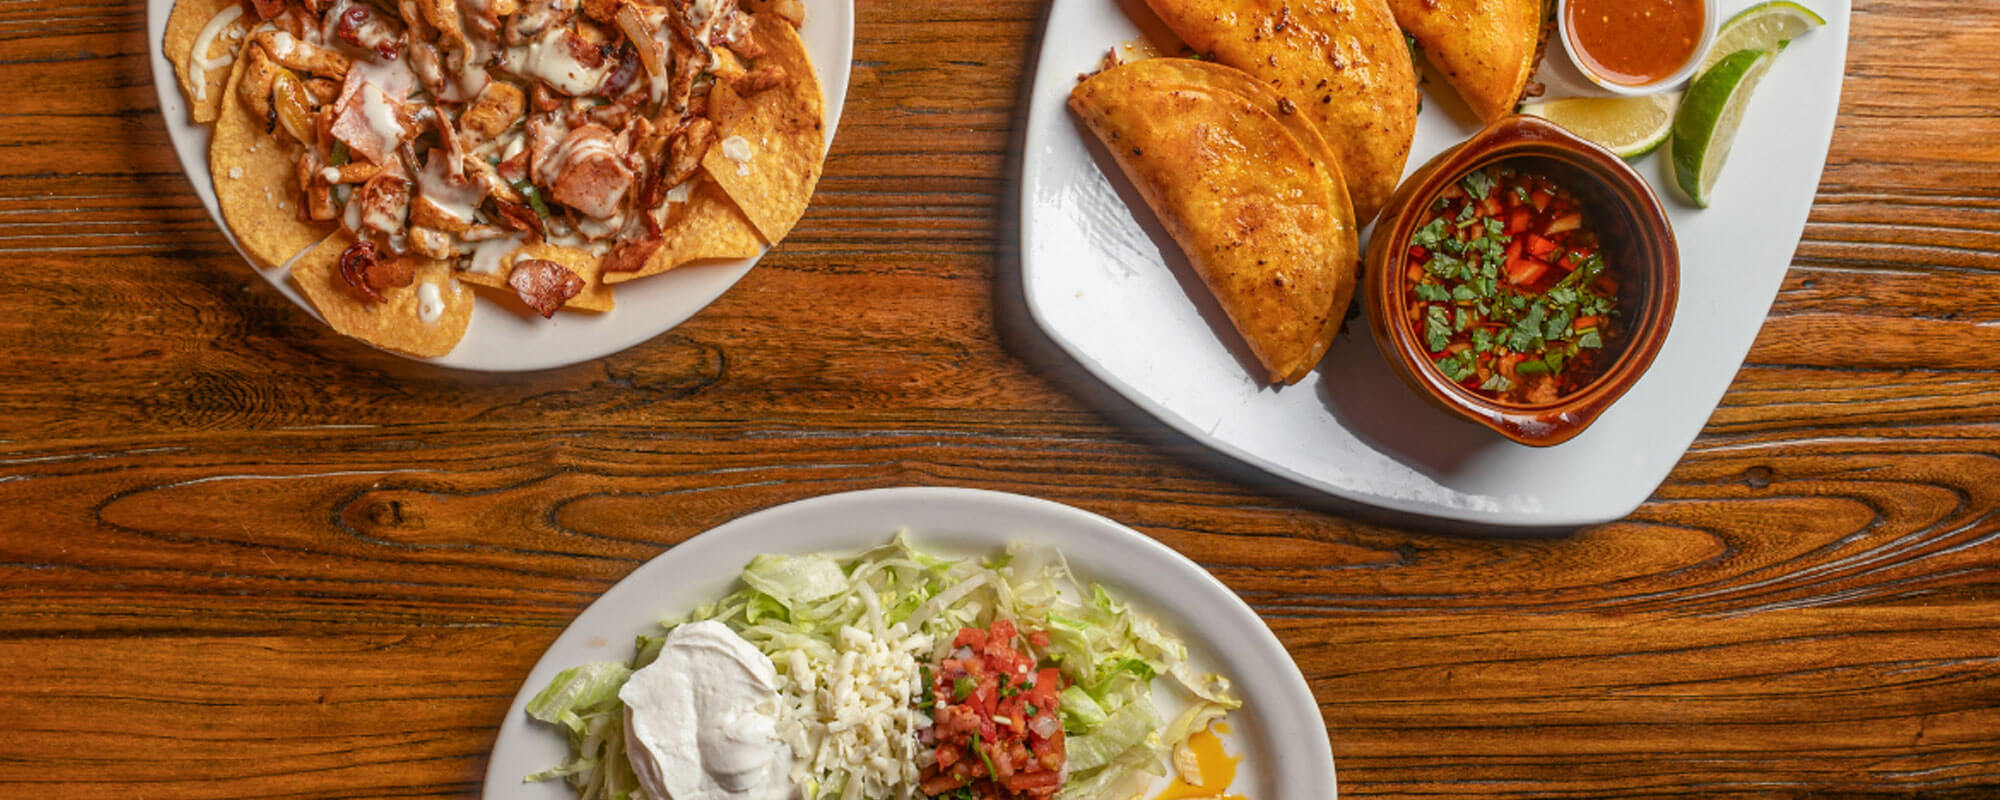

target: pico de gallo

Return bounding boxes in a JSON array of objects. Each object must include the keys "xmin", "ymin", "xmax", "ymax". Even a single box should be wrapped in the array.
[
  {"xmin": 920, "ymin": 619, "xmax": 1067, "ymax": 800},
  {"xmin": 1403, "ymin": 161, "xmax": 1623, "ymax": 404}
]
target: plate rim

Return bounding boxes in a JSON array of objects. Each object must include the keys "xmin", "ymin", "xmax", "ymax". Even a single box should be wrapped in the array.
[
  {"xmin": 146, "ymin": 0, "xmax": 855, "ymax": 372},
  {"xmin": 479, "ymin": 485, "xmax": 1338, "ymax": 799},
  {"xmin": 1015, "ymin": 0, "xmax": 1851, "ymax": 527}
]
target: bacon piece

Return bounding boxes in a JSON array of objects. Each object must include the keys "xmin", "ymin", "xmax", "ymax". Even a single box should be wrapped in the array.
[
  {"xmin": 328, "ymin": 70, "xmax": 410, "ymax": 166},
  {"xmin": 336, "ymin": 240, "xmax": 415, "ymax": 303},
  {"xmin": 338, "ymin": 2, "xmax": 406, "ymax": 60},
  {"xmin": 507, "ymin": 258, "xmax": 583, "ymax": 318},
  {"xmin": 490, "ymin": 198, "xmax": 545, "ymax": 236},
  {"xmin": 601, "ymin": 237, "xmax": 663, "ymax": 273}
]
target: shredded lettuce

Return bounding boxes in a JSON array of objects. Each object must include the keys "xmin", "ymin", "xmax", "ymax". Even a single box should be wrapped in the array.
[{"xmin": 527, "ymin": 532, "xmax": 1241, "ymax": 800}]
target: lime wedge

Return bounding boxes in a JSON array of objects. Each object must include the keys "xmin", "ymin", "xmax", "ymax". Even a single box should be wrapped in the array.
[
  {"xmin": 1670, "ymin": 49, "xmax": 1775, "ymax": 207},
  {"xmin": 1699, "ymin": 1, "xmax": 1826, "ymax": 73},
  {"xmin": 1521, "ymin": 94, "xmax": 1680, "ymax": 158}
]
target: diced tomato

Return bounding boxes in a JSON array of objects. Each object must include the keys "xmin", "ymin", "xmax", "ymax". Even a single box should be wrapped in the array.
[
  {"xmin": 923, "ymin": 622, "xmax": 1066, "ymax": 799},
  {"xmin": 1547, "ymin": 212, "xmax": 1583, "ymax": 234},
  {"xmin": 1507, "ymin": 207, "xmax": 1532, "ymax": 235},
  {"xmin": 1525, "ymin": 234, "xmax": 1557, "ymax": 259},
  {"xmin": 1481, "ymin": 196, "xmax": 1503, "ymax": 217},
  {"xmin": 1529, "ymin": 188, "xmax": 1552, "ymax": 212},
  {"xmin": 1506, "ymin": 256, "xmax": 1549, "ymax": 287},
  {"xmin": 1408, "ymin": 245, "xmax": 1428, "ymax": 260}
]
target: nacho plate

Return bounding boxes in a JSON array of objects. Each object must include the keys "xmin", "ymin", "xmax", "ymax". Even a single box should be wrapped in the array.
[
  {"xmin": 149, "ymin": 0, "xmax": 853, "ymax": 371},
  {"xmin": 1022, "ymin": 0, "xmax": 1851, "ymax": 526}
]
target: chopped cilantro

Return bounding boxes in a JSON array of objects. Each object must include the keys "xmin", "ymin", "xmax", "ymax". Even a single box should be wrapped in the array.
[
  {"xmin": 1411, "ymin": 218, "xmax": 1448, "ymax": 247},
  {"xmin": 1460, "ymin": 169, "xmax": 1496, "ymax": 200}
]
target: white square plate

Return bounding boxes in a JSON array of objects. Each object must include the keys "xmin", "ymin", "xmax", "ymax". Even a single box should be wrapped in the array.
[{"xmin": 1020, "ymin": 0, "xmax": 1849, "ymax": 526}]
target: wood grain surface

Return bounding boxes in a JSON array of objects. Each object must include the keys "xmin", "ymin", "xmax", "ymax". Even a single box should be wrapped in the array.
[{"xmin": 2, "ymin": 0, "xmax": 1998, "ymax": 798}]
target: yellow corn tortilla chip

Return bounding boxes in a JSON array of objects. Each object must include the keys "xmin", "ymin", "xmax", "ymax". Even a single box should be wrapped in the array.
[
  {"xmin": 603, "ymin": 178, "xmax": 766, "ymax": 284},
  {"xmin": 164, "ymin": 0, "xmax": 247, "ymax": 124},
  {"xmin": 699, "ymin": 12, "xmax": 825, "ymax": 245},
  {"xmin": 210, "ymin": 41, "xmax": 332, "ymax": 270},
  {"xmin": 291, "ymin": 232, "xmax": 473, "ymax": 358},
  {"xmin": 456, "ymin": 242, "xmax": 615, "ymax": 313}
]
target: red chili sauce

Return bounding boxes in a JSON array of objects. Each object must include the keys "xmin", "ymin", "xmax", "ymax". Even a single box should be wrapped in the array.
[
  {"xmin": 1403, "ymin": 162, "xmax": 1623, "ymax": 405},
  {"xmin": 1566, "ymin": 0, "xmax": 1705, "ymax": 85},
  {"xmin": 921, "ymin": 620, "xmax": 1067, "ymax": 800}
]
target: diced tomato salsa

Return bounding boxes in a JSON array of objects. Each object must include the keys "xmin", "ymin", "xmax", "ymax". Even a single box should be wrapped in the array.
[
  {"xmin": 920, "ymin": 620, "xmax": 1066, "ymax": 800},
  {"xmin": 1403, "ymin": 161, "xmax": 1624, "ymax": 404}
]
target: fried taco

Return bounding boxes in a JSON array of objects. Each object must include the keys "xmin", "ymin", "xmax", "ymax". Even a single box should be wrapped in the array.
[
  {"xmin": 1389, "ymin": 0, "xmax": 1545, "ymax": 122},
  {"xmin": 175, "ymin": 0, "xmax": 825, "ymax": 356},
  {"xmin": 1071, "ymin": 58, "xmax": 1360, "ymax": 385},
  {"xmin": 1142, "ymin": 0, "xmax": 1417, "ymax": 223}
]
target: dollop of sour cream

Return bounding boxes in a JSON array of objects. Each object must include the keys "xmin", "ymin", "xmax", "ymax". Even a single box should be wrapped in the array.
[{"xmin": 621, "ymin": 621, "xmax": 797, "ymax": 800}]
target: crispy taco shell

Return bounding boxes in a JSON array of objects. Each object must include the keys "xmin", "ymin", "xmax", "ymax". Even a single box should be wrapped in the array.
[
  {"xmin": 1070, "ymin": 59, "xmax": 1359, "ymax": 385},
  {"xmin": 1142, "ymin": 0, "xmax": 1417, "ymax": 223},
  {"xmin": 210, "ymin": 36, "xmax": 332, "ymax": 270},
  {"xmin": 1390, "ymin": 0, "xmax": 1544, "ymax": 122}
]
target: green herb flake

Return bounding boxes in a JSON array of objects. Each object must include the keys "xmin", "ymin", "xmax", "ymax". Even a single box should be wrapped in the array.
[
  {"xmin": 1460, "ymin": 169, "xmax": 1496, "ymax": 200},
  {"xmin": 1411, "ymin": 218, "xmax": 1448, "ymax": 248}
]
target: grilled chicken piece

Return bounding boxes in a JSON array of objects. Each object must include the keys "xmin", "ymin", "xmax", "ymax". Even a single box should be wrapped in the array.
[
  {"xmin": 460, "ymin": 81, "xmax": 527, "ymax": 142},
  {"xmin": 237, "ymin": 45, "xmax": 283, "ymax": 131},
  {"xmin": 253, "ymin": 30, "xmax": 352, "ymax": 80},
  {"xmin": 545, "ymin": 124, "xmax": 633, "ymax": 220},
  {"xmin": 407, "ymin": 226, "xmax": 457, "ymax": 260},
  {"xmin": 353, "ymin": 173, "xmax": 414, "ymax": 236},
  {"xmin": 507, "ymin": 0, "xmax": 578, "ymax": 45}
]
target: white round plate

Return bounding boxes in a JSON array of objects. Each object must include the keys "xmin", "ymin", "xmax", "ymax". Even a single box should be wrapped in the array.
[
  {"xmin": 1020, "ymin": 1, "xmax": 1849, "ymax": 526},
  {"xmin": 481, "ymin": 486, "xmax": 1336, "ymax": 799},
  {"xmin": 147, "ymin": 1, "xmax": 854, "ymax": 371}
]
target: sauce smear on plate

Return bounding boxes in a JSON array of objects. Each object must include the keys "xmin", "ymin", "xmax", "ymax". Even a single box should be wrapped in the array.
[{"xmin": 1566, "ymin": 0, "xmax": 1705, "ymax": 85}]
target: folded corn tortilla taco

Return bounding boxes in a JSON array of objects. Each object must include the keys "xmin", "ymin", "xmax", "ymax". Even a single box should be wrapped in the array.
[
  {"xmin": 1071, "ymin": 58, "xmax": 1359, "ymax": 385},
  {"xmin": 1389, "ymin": 0, "xmax": 1546, "ymax": 122},
  {"xmin": 1142, "ymin": 0, "xmax": 1417, "ymax": 223}
]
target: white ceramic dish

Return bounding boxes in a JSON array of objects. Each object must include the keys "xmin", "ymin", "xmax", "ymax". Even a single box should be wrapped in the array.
[
  {"xmin": 1557, "ymin": 0, "xmax": 1719, "ymax": 95},
  {"xmin": 480, "ymin": 486, "xmax": 1335, "ymax": 799},
  {"xmin": 146, "ymin": 1, "xmax": 854, "ymax": 372},
  {"xmin": 1019, "ymin": 0, "xmax": 1848, "ymax": 527}
]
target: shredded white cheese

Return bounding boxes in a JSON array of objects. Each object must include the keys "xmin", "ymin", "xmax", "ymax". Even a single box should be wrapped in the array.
[{"xmin": 776, "ymin": 622, "xmax": 929, "ymax": 800}]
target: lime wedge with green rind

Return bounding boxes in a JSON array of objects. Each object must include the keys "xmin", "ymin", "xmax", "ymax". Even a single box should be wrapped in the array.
[
  {"xmin": 1699, "ymin": 1, "xmax": 1826, "ymax": 73},
  {"xmin": 1670, "ymin": 48, "xmax": 1775, "ymax": 208},
  {"xmin": 1521, "ymin": 93, "xmax": 1680, "ymax": 159}
]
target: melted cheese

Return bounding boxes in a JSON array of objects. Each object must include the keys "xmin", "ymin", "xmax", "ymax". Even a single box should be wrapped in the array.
[
  {"xmin": 416, "ymin": 281, "xmax": 445, "ymax": 324},
  {"xmin": 417, "ymin": 155, "xmax": 484, "ymax": 224},
  {"xmin": 512, "ymin": 26, "xmax": 612, "ymax": 96}
]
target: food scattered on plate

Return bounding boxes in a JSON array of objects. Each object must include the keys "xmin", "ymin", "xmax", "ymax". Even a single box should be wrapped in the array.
[
  {"xmin": 163, "ymin": 0, "xmax": 827, "ymax": 358},
  {"xmin": 525, "ymin": 536, "xmax": 1243, "ymax": 800},
  {"xmin": 1070, "ymin": 58, "xmax": 1358, "ymax": 385},
  {"xmin": 1403, "ymin": 162, "xmax": 1622, "ymax": 404}
]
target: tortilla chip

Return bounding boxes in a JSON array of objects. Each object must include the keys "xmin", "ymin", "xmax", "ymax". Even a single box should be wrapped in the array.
[
  {"xmin": 457, "ymin": 242, "xmax": 615, "ymax": 312},
  {"xmin": 1142, "ymin": 0, "xmax": 1417, "ymax": 223},
  {"xmin": 1071, "ymin": 61, "xmax": 1358, "ymax": 384},
  {"xmin": 603, "ymin": 178, "xmax": 766, "ymax": 284},
  {"xmin": 164, "ymin": 0, "xmax": 247, "ymax": 124},
  {"xmin": 1389, "ymin": 0, "xmax": 1543, "ymax": 122},
  {"xmin": 291, "ymin": 232, "xmax": 473, "ymax": 358},
  {"xmin": 699, "ymin": 12, "xmax": 825, "ymax": 244},
  {"xmin": 210, "ymin": 41, "xmax": 332, "ymax": 270}
]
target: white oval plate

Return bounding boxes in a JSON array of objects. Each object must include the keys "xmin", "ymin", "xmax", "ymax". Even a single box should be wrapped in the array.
[
  {"xmin": 480, "ymin": 486, "xmax": 1335, "ymax": 799},
  {"xmin": 147, "ymin": 1, "xmax": 854, "ymax": 372},
  {"xmin": 1020, "ymin": 1, "xmax": 1849, "ymax": 526}
]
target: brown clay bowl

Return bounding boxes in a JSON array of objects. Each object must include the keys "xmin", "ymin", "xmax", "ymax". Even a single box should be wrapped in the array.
[{"xmin": 1363, "ymin": 114, "xmax": 1679, "ymax": 447}]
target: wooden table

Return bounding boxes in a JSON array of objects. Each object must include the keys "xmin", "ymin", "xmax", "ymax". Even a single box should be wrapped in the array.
[{"xmin": 3, "ymin": 0, "xmax": 1997, "ymax": 797}]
